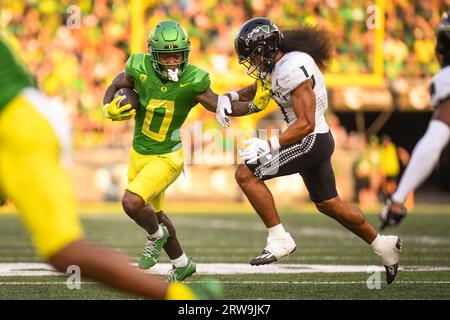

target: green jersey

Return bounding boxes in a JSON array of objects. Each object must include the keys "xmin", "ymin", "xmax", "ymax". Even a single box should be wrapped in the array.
[
  {"xmin": 125, "ymin": 53, "xmax": 210, "ymax": 155},
  {"xmin": 0, "ymin": 37, "xmax": 35, "ymax": 113}
]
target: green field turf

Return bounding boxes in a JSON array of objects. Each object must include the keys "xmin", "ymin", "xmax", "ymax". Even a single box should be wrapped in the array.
[{"xmin": 0, "ymin": 211, "xmax": 449, "ymax": 299}]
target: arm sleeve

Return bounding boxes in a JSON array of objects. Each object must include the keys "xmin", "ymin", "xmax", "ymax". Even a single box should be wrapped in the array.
[{"xmin": 430, "ymin": 68, "xmax": 450, "ymax": 109}]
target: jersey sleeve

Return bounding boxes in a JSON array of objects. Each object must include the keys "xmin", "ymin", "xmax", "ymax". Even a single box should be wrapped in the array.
[
  {"xmin": 276, "ymin": 52, "xmax": 316, "ymax": 93},
  {"xmin": 192, "ymin": 69, "xmax": 211, "ymax": 94},
  {"xmin": 430, "ymin": 67, "xmax": 450, "ymax": 109},
  {"xmin": 125, "ymin": 54, "xmax": 145, "ymax": 81}
]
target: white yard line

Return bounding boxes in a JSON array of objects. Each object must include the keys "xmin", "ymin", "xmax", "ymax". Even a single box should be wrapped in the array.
[
  {"xmin": 1, "ymin": 280, "xmax": 450, "ymax": 286},
  {"xmin": 1, "ymin": 262, "xmax": 450, "ymax": 277}
]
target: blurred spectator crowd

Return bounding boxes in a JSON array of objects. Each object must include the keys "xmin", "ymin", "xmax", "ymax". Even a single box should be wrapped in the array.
[
  {"xmin": 0, "ymin": 0, "xmax": 450, "ymax": 146},
  {"xmin": 0, "ymin": 0, "xmax": 447, "ymax": 150},
  {"xmin": 1, "ymin": 0, "xmax": 444, "ymax": 205}
]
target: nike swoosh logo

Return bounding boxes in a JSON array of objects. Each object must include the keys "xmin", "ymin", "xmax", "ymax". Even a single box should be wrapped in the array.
[{"xmin": 179, "ymin": 82, "xmax": 190, "ymax": 87}]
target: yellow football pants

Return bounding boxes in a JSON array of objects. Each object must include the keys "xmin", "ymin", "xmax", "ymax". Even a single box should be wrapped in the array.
[
  {"xmin": 127, "ymin": 147, "xmax": 184, "ymax": 212},
  {"xmin": 0, "ymin": 89, "xmax": 82, "ymax": 259}
]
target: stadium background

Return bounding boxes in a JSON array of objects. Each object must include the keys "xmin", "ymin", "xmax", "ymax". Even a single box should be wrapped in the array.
[
  {"xmin": 0, "ymin": 0, "xmax": 449, "ymax": 208},
  {"xmin": 1, "ymin": 0, "xmax": 450, "ymax": 301}
]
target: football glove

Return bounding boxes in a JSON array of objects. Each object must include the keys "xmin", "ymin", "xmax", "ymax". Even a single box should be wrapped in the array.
[
  {"xmin": 103, "ymin": 95, "xmax": 136, "ymax": 121},
  {"xmin": 238, "ymin": 138, "xmax": 271, "ymax": 164},
  {"xmin": 248, "ymin": 78, "xmax": 272, "ymax": 113},
  {"xmin": 216, "ymin": 95, "xmax": 233, "ymax": 128},
  {"xmin": 379, "ymin": 199, "xmax": 408, "ymax": 230}
]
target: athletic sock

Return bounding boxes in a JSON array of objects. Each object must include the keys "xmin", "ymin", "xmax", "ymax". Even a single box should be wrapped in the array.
[
  {"xmin": 149, "ymin": 225, "xmax": 163, "ymax": 239},
  {"xmin": 171, "ymin": 253, "xmax": 189, "ymax": 268},
  {"xmin": 392, "ymin": 120, "xmax": 450, "ymax": 203},
  {"xmin": 268, "ymin": 224, "xmax": 286, "ymax": 237},
  {"xmin": 370, "ymin": 234, "xmax": 383, "ymax": 252}
]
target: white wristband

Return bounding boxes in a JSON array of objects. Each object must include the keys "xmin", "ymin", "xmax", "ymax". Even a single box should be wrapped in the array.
[
  {"xmin": 227, "ymin": 91, "xmax": 239, "ymax": 102},
  {"xmin": 269, "ymin": 136, "xmax": 281, "ymax": 151}
]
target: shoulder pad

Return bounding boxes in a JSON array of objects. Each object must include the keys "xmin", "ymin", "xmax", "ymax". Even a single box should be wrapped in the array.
[{"xmin": 275, "ymin": 51, "xmax": 316, "ymax": 92}]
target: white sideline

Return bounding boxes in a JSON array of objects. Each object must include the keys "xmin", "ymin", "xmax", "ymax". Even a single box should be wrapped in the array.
[{"xmin": 1, "ymin": 262, "xmax": 450, "ymax": 277}]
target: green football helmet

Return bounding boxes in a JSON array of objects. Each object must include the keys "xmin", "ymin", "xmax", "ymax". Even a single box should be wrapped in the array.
[{"xmin": 148, "ymin": 21, "xmax": 191, "ymax": 81}]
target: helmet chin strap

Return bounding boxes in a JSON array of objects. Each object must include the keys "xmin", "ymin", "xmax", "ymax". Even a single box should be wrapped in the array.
[{"xmin": 168, "ymin": 68, "xmax": 179, "ymax": 82}]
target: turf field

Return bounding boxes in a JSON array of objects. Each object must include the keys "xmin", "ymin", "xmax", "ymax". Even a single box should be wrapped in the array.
[{"xmin": 0, "ymin": 208, "xmax": 450, "ymax": 300}]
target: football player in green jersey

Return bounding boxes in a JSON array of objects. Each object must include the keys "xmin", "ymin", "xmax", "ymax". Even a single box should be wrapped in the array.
[
  {"xmin": 0, "ymin": 34, "xmax": 223, "ymax": 300},
  {"xmin": 103, "ymin": 21, "xmax": 269, "ymax": 282}
]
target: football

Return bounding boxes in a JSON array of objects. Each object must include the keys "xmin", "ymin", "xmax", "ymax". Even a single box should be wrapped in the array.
[{"xmin": 114, "ymin": 87, "xmax": 140, "ymax": 111}]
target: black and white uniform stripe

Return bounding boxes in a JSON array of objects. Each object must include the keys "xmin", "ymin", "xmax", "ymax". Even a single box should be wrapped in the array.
[{"xmin": 253, "ymin": 134, "xmax": 316, "ymax": 179}]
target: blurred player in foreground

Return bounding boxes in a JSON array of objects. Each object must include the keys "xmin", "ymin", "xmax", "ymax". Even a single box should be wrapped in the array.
[
  {"xmin": 216, "ymin": 17, "xmax": 402, "ymax": 284},
  {"xmin": 0, "ymin": 35, "xmax": 222, "ymax": 300},
  {"xmin": 380, "ymin": 12, "xmax": 450, "ymax": 229}
]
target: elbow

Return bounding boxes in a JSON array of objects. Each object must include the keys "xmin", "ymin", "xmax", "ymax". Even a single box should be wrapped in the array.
[
  {"xmin": 306, "ymin": 122, "xmax": 314, "ymax": 134},
  {"xmin": 303, "ymin": 119, "xmax": 315, "ymax": 134},
  {"xmin": 292, "ymin": 120, "xmax": 314, "ymax": 137}
]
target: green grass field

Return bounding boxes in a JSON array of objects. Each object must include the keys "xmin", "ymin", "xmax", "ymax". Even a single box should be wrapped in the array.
[{"xmin": 0, "ymin": 210, "xmax": 450, "ymax": 300}]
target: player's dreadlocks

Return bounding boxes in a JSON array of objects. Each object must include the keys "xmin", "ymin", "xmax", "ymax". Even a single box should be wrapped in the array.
[{"xmin": 279, "ymin": 26, "xmax": 335, "ymax": 71}]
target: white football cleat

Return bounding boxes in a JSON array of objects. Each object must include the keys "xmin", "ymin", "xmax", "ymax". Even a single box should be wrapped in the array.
[
  {"xmin": 373, "ymin": 235, "xmax": 403, "ymax": 284},
  {"xmin": 250, "ymin": 233, "xmax": 296, "ymax": 266}
]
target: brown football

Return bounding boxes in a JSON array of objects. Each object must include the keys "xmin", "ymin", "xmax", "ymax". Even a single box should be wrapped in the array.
[{"xmin": 114, "ymin": 88, "xmax": 140, "ymax": 111}]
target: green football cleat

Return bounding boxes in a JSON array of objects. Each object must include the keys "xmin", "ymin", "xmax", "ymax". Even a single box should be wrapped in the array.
[
  {"xmin": 138, "ymin": 224, "xmax": 169, "ymax": 269},
  {"xmin": 167, "ymin": 257, "xmax": 197, "ymax": 282},
  {"xmin": 188, "ymin": 278, "xmax": 224, "ymax": 300}
]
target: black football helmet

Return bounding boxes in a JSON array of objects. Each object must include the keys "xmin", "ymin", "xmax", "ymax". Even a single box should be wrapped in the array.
[
  {"xmin": 234, "ymin": 17, "xmax": 283, "ymax": 81},
  {"xmin": 436, "ymin": 11, "xmax": 450, "ymax": 67}
]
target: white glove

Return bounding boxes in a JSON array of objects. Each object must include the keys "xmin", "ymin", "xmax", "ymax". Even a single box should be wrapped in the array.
[
  {"xmin": 239, "ymin": 138, "xmax": 271, "ymax": 163},
  {"xmin": 216, "ymin": 95, "xmax": 233, "ymax": 127},
  {"xmin": 239, "ymin": 136, "xmax": 281, "ymax": 163}
]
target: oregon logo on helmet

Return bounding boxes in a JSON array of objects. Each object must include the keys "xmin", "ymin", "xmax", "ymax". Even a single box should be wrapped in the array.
[
  {"xmin": 147, "ymin": 21, "xmax": 191, "ymax": 81},
  {"xmin": 247, "ymin": 25, "xmax": 271, "ymax": 38}
]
